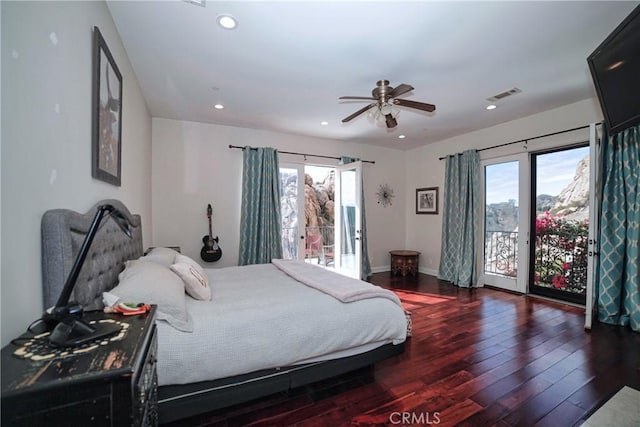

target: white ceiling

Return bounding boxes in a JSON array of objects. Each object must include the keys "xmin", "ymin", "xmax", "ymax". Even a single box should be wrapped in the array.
[{"xmin": 107, "ymin": 1, "xmax": 639, "ymax": 150}]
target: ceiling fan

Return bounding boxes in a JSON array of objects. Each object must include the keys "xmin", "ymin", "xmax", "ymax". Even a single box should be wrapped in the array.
[{"xmin": 339, "ymin": 80, "xmax": 436, "ymax": 128}]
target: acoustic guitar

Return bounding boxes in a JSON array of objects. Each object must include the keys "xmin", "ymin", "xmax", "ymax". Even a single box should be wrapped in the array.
[{"xmin": 201, "ymin": 204, "xmax": 222, "ymax": 262}]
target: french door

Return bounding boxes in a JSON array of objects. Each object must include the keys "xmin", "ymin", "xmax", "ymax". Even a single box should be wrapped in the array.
[
  {"xmin": 480, "ymin": 154, "xmax": 529, "ymax": 293},
  {"xmin": 279, "ymin": 162, "xmax": 362, "ymax": 279},
  {"xmin": 279, "ymin": 164, "xmax": 306, "ymax": 260},
  {"xmin": 480, "ymin": 128, "xmax": 599, "ymax": 310},
  {"xmin": 529, "ymin": 144, "xmax": 591, "ymax": 305},
  {"xmin": 335, "ymin": 161, "xmax": 362, "ymax": 279},
  {"xmin": 585, "ymin": 124, "xmax": 600, "ymax": 328}
]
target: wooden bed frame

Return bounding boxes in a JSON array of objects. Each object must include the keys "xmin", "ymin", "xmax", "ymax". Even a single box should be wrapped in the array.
[
  {"xmin": 158, "ymin": 342, "xmax": 403, "ymax": 422},
  {"xmin": 41, "ymin": 200, "xmax": 405, "ymax": 423}
]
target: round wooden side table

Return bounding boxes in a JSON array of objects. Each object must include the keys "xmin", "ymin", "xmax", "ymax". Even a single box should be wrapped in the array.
[{"xmin": 390, "ymin": 250, "xmax": 421, "ymax": 277}]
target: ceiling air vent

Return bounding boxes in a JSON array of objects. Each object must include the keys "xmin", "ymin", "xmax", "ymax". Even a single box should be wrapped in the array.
[
  {"xmin": 487, "ymin": 87, "xmax": 522, "ymax": 102},
  {"xmin": 183, "ymin": 0, "xmax": 206, "ymax": 7}
]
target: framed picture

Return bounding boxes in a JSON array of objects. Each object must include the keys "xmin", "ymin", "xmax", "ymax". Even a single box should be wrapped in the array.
[
  {"xmin": 92, "ymin": 26, "xmax": 122, "ymax": 186},
  {"xmin": 416, "ymin": 187, "xmax": 439, "ymax": 214}
]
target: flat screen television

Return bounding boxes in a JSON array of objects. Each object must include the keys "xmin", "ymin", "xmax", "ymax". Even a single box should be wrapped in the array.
[{"xmin": 587, "ymin": 4, "xmax": 640, "ymax": 135}]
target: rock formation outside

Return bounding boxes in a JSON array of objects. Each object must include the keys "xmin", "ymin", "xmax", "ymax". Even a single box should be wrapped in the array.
[{"xmin": 280, "ymin": 169, "xmax": 335, "ymax": 259}]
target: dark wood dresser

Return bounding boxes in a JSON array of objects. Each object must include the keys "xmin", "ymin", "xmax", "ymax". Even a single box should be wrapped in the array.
[
  {"xmin": 390, "ymin": 250, "xmax": 421, "ymax": 277},
  {"xmin": 1, "ymin": 306, "xmax": 157, "ymax": 426}
]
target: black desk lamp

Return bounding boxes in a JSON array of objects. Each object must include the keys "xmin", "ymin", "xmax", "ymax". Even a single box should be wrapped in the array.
[{"xmin": 42, "ymin": 204, "xmax": 132, "ymax": 347}]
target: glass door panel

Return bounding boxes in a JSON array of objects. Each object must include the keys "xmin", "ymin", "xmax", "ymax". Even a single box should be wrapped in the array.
[
  {"xmin": 481, "ymin": 155, "xmax": 528, "ymax": 293},
  {"xmin": 279, "ymin": 165, "xmax": 305, "ymax": 260},
  {"xmin": 303, "ymin": 165, "xmax": 336, "ymax": 267},
  {"xmin": 280, "ymin": 164, "xmax": 337, "ymax": 268},
  {"xmin": 530, "ymin": 146, "xmax": 589, "ymax": 305},
  {"xmin": 335, "ymin": 162, "xmax": 362, "ymax": 279}
]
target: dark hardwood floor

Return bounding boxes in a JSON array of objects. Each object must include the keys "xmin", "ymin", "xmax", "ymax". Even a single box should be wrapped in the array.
[{"xmin": 164, "ymin": 273, "xmax": 640, "ymax": 426}]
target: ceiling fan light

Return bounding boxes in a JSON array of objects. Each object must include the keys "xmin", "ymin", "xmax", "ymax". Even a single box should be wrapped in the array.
[
  {"xmin": 380, "ymin": 103, "xmax": 393, "ymax": 116},
  {"xmin": 385, "ymin": 114, "xmax": 397, "ymax": 128}
]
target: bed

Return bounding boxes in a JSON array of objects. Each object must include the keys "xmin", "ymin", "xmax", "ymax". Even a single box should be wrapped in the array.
[{"xmin": 41, "ymin": 200, "xmax": 407, "ymax": 423}]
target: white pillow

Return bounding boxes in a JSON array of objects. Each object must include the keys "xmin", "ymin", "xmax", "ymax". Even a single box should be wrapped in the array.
[
  {"xmin": 170, "ymin": 262, "xmax": 211, "ymax": 301},
  {"xmin": 111, "ymin": 260, "xmax": 193, "ymax": 332},
  {"xmin": 140, "ymin": 247, "xmax": 179, "ymax": 267},
  {"xmin": 174, "ymin": 253, "xmax": 208, "ymax": 285}
]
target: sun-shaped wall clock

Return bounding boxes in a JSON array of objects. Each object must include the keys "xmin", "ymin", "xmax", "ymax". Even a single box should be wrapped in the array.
[{"xmin": 376, "ymin": 184, "xmax": 394, "ymax": 207}]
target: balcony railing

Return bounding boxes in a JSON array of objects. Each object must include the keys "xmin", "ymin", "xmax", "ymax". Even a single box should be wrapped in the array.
[
  {"xmin": 534, "ymin": 232, "xmax": 588, "ymax": 295},
  {"xmin": 281, "ymin": 226, "xmax": 334, "ymax": 261},
  {"xmin": 484, "ymin": 227, "xmax": 588, "ymax": 295},
  {"xmin": 484, "ymin": 230, "xmax": 518, "ymax": 277}
]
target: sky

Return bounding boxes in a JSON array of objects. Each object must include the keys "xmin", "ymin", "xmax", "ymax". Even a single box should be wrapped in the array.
[
  {"xmin": 305, "ymin": 165, "xmax": 333, "ymax": 183},
  {"xmin": 485, "ymin": 146, "xmax": 589, "ymax": 205}
]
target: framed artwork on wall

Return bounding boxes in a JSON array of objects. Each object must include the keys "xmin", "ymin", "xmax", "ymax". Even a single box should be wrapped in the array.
[
  {"xmin": 92, "ymin": 26, "xmax": 123, "ymax": 186},
  {"xmin": 416, "ymin": 187, "xmax": 438, "ymax": 214}
]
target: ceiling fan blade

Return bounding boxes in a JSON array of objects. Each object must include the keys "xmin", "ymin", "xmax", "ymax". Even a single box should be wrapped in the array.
[
  {"xmin": 339, "ymin": 96, "xmax": 377, "ymax": 100},
  {"xmin": 388, "ymin": 83, "xmax": 414, "ymax": 98},
  {"xmin": 342, "ymin": 103, "xmax": 376, "ymax": 123},
  {"xmin": 393, "ymin": 98, "xmax": 436, "ymax": 112}
]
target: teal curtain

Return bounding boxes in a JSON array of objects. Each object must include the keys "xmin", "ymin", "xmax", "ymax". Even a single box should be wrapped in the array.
[
  {"xmin": 239, "ymin": 146, "xmax": 283, "ymax": 265},
  {"xmin": 438, "ymin": 150, "xmax": 480, "ymax": 287},
  {"xmin": 597, "ymin": 124, "xmax": 639, "ymax": 332},
  {"xmin": 339, "ymin": 156, "xmax": 372, "ymax": 279}
]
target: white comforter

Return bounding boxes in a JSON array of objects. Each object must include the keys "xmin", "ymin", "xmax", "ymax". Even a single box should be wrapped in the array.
[{"xmin": 156, "ymin": 263, "xmax": 407, "ymax": 386}]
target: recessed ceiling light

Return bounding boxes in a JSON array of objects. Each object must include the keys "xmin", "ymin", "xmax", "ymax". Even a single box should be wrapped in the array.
[
  {"xmin": 214, "ymin": 104, "xmax": 224, "ymax": 110},
  {"xmin": 486, "ymin": 104, "xmax": 497, "ymax": 110},
  {"xmin": 398, "ymin": 135, "xmax": 406, "ymax": 139},
  {"xmin": 217, "ymin": 14, "xmax": 238, "ymax": 30},
  {"xmin": 321, "ymin": 121, "xmax": 328, "ymax": 126}
]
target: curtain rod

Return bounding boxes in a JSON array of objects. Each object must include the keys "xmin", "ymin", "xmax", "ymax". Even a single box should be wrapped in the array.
[
  {"xmin": 438, "ymin": 123, "xmax": 599, "ymax": 160},
  {"xmin": 228, "ymin": 145, "xmax": 375, "ymax": 164}
]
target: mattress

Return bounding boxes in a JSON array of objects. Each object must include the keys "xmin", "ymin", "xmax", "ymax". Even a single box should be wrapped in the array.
[{"xmin": 156, "ymin": 263, "xmax": 407, "ymax": 386}]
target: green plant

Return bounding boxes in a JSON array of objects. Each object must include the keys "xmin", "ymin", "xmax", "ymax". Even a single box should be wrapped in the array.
[{"xmin": 534, "ymin": 211, "xmax": 588, "ymax": 294}]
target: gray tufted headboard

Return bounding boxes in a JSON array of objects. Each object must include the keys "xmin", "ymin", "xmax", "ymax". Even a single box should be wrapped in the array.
[{"xmin": 41, "ymin": 199, "xmax": 143, "ymax": 310}]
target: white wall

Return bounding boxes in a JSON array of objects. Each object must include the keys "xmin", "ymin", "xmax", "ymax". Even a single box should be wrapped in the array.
[
  {"xmin": 152, "ymin": 118, "xmax": 406, "ymax": 271},
  {"xmin": 1, "ymin": 1, "xmax": 152, "ymax": 346},
  {"xmin": 404, "ymin": 98, "xmax": 603, "ymax": 276}
]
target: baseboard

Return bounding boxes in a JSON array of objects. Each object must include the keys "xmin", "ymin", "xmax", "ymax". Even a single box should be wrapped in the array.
[
  {"xmin": 419, "ymin": 267, "xmax": 438, "ymax": 277},
  {"xmin": 371, "ymin": 265, "xmax": 390, "ymax": 274}
]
